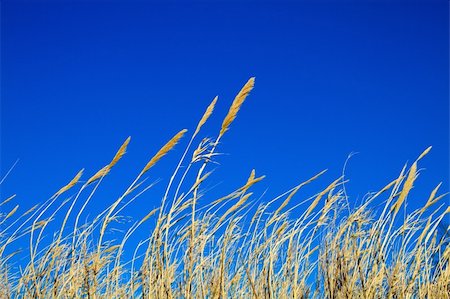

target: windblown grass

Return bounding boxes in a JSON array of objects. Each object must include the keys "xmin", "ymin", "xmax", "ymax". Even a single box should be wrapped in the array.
[{"xmin": 0, "ymin": 78, "xmax": 448, "ymax": 298}]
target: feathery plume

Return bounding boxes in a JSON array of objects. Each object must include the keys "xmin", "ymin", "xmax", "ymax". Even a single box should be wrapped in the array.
[
  {"xmin": 4, "ymin": 205, "xmax": 19, "ymax": 221},
  {"xmin": 86, "ymin": 137, "xmax": 131, "ymax": 185},
  {"xmin": 391, "ymin": 162, "xmax": 417, "ymax": 215},
  {"xmin": 305, "ymin": 178, "xmax": 340, "ymax": 219},
  {"xmin": 110, "ymin": 136, "xmax": 131, "ymax": 167},
  {"xmin": 220, "ymin": 77, "xmax": 255, "ymax": 136},
  {"xmin": 54, "ymin": 169, "xmax": 84, "ymax": 197},
  {"xmin": 141, "ymin": 129, "xmax": 187, "ymax": 175},
  {"xmin": 86, "ymin": 165, "xmax": 110, "ymax": 186},
  {"xmin": 194, "ymin": 96, "xmax": 218, "ymax": 136},
  {"xmin": 0, "ymin": 194, "xmax": 16, "ymax": 207}
]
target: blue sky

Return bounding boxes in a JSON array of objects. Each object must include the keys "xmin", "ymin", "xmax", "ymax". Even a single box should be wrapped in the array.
[{"xmin": 1, "ymin": 1, "xmax": 448, "ymax": 243}]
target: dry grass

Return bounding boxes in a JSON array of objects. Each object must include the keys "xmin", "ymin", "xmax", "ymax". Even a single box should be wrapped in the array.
[{"xmin": 0, "ymin": 79, "xmax": 448, "ymax": 298}]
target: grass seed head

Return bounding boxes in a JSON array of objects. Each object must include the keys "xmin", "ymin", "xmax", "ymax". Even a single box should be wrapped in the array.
[
  {"xmin": 220, "ymin": 77, "xmax": 255, "ymax": 136},
  {"xmin": 141, "ymin": 129, "xmax": 187, "ymax": 174}
]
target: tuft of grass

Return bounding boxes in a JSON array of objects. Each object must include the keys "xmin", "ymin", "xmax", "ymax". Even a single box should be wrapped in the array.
[{"xmin": 0, "ymin": 79, "xmax": 448, "ymax": 299}]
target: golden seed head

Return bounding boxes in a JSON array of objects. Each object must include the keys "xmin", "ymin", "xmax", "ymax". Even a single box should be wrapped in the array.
[
  {"xmin": 54, "ymin": 169, "xmax": 84, "ymax": 197},
  {"xmin": 220, "ymin": 77, "xmax": 255, "ymax": 136},
  {"xmin": 141, "ymin": 129, "xmax": 187, "ymax": 174},
  {"xmin": 110, "ymin": 136, "xmax": 131, "ymax": 167},
  {"xmin": 195, "ymin": 96, "xmax": 218, "ymax": 137}
]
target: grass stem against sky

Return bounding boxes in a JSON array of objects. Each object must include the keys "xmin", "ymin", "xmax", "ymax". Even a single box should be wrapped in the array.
[{"xmin": 0, "ymin": 1, "xmax": 449, "ymax": 298}]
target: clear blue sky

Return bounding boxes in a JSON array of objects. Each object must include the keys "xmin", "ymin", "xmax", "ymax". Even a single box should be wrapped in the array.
[{"xmin": 1, "ymin": 1, "xmax": 448, "ymax": 238}]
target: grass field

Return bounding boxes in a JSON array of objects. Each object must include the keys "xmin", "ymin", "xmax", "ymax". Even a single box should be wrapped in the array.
[{"xmin": 1, "ymin": 78, "xmax": 449, "ymax": 298}]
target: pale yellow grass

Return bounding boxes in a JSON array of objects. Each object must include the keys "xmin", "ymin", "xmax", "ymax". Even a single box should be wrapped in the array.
[{"xmin": 0, "ymin": 79, "xmax": 448, "ymax": 299}]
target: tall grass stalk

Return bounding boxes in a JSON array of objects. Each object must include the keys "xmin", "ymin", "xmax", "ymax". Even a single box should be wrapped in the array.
[{"xmin": 0, "ymin": 79, "xmax": 448, "ymax": 298}]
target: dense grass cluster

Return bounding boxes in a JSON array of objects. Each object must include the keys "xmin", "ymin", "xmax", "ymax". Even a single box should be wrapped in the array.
[{"xmin": 1, "ymin": 78, "xmax": 449, "ymax": 298}]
